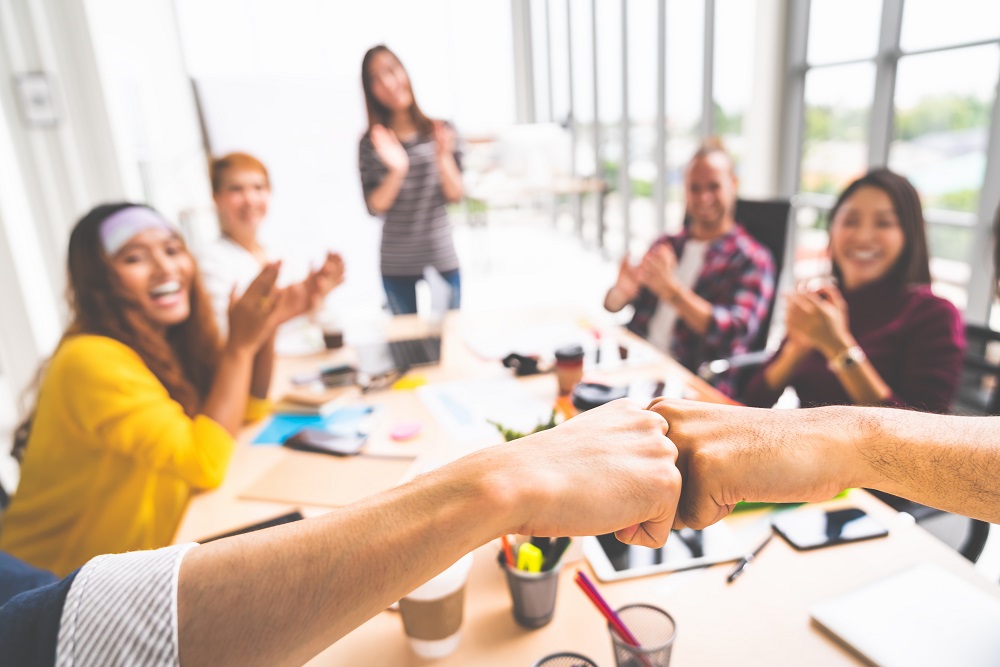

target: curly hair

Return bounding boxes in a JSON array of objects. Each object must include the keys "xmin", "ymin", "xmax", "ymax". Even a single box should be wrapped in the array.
[{"xmin": 13, "ymin": 203, "xmax": 221, "ymax": 460}]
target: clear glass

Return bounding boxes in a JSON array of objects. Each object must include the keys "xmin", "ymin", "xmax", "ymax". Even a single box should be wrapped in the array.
[
  {"xmin": 889, "ymin": 46, "xmax": 999, "ymax": 213},
  {"xmin": 901, "ymin": 0, "xmax": 1000, "ymax": 52},
  {"xmin": 807, "ymin": 0, "xmax": 882, "ymax": 65},
  {"xmin": 800, "ymin": 63, "xmax": 876, "ymax": 195}
]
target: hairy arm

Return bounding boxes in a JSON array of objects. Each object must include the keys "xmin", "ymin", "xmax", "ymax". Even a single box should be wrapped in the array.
[
  {"xmin": 178, "ymin": 400, "xmax": 680, "ymax": 667},
  {"xmin": 651, "ymin": 399, "xmax": 1000, "ymax": 528}
]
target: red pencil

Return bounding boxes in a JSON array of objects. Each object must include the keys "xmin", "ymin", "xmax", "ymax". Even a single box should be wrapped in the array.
[
  {"xmin": 501, "ymin": 535, "xmax": 516, "ymax": 568},
  {"xmin": 574, "ymin": 570, "xmax": 653, "ymax": 667}
]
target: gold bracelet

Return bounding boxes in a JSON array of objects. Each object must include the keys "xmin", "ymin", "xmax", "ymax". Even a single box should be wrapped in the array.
[{"xmin": 827, "ymin": 345, "xmax": 866, "ymax": 373}]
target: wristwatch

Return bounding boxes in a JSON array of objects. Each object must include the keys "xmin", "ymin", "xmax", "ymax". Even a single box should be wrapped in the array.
[{"xmin": 828, "ymin": 345, "xmax": 867, "ymax": 373}]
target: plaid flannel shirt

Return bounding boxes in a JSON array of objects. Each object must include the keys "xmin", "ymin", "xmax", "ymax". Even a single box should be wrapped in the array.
[{"xmin": 626, "ymin": 223, "xmax": 775, "ymax": 396}]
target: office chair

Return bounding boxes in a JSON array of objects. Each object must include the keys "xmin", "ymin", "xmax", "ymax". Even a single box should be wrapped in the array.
[
  {"xmin": 953, "ymin": 323, "xmax": 1000, "ymax": 416},
  {"xmin": 694, "ymin": 198, "xmax": 792, "ymax": 394}
]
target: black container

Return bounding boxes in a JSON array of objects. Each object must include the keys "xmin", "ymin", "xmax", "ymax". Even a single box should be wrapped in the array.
[{"xmin": 571, "ymin": 382, "xmax": 628, "ymax": 412}]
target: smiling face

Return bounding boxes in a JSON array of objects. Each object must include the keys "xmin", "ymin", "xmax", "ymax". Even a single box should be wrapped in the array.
[
  {"xmin": 366, "ymin": 50, "xmax": 414, "ymax": 114},
  {"xmin": 829, "ymin": 185, "xmax": 907, "ymax": 291},
  {"xmin": 213, "ymin": 168, "xmax": 270, "ymax": 240},
  {"xmin": 110, "ymin": 228, "xmax": 194, "ymax": 330},
  {"xmin": 685, "ymin": 152, "xmax": 738, "ymax": 239}
]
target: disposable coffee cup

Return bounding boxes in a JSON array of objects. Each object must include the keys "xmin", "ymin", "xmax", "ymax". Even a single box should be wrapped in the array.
[
  {"xmin": 399, "ymin": 553, "xmax": 474, "ymax": 658},
  {"xmin": 554, "ymin": 344, "xmax": 585, "ymax": 396}
]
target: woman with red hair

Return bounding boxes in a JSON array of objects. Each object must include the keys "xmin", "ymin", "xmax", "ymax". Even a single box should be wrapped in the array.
[
  {"xmin": 0, "ymin": 203, "xmax": 284, "ymax": 576},
  {"xmin": 199, "ymin": 152, "xmax": 344, "ymax": 341}
]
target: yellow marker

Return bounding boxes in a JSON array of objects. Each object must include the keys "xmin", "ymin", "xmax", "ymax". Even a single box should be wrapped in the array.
[
  {"xmin": 391, "ymin": 375, "xmax": 427, "ymax": 391},
  {"xmin": 517, "ymin": 542, "xmax": 544, "ymax": 573}
]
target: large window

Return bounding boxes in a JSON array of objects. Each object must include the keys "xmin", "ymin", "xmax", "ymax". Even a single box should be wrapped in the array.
[{"xmin": 787, "ymin": 0, "xmax": 1000, "ymax": 319}]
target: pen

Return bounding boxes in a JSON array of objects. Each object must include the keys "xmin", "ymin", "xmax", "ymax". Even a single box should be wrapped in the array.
[
  {"xmin": 726, "ymin": 532, "xmax": 773, "ymax": 584},
  {"xmin": 541, "ymin": 536, "xmax": 572, "ymax": 572}
]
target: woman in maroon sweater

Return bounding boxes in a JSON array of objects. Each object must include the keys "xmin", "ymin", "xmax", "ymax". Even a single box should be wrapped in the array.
[{"xmin": 742, "ymin": 169, "xmax": 965, "ymax": 413}]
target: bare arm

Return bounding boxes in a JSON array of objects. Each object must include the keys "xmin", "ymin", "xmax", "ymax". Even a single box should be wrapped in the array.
[
  {"xmin": 650, "ymin": 399, "xmax": 1000, "ymax": 528},
  {"xmin": 249, "ymin": 334, "xmax": 275, "ymax": 400},
  {"xmin": 200, "ymin": 264, "xmax": 283, "ymax": 435},
  {"xmin": 762, "ymin": 340, "xmax": 811, "ymax": 391},
  {"xmin": 177, "ymin": 400, "xmax": 681, "ymax": 667},
  {"xmin": 364, "ymin": 125, "xmax": 410, "ymax": 215},
  {"xmin": 660, "ymin": 283, "xmax": 713, "ymax": 335},
  {"xmin": 434, "ymin": 121, "xmax": 464, "ymax": 202}
]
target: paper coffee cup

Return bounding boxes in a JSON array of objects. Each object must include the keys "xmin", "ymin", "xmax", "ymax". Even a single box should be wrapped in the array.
[{"xmin": 399, "ymin": 553, "xmax": 474, "ymax": 658}]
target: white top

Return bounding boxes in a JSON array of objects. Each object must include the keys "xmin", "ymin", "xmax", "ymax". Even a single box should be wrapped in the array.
[
  {"xmin": 646, "ymin": 239, "xmax": 709, "ymax": 352},
  {"xmin": 197, "ymin": 236, "xmax": 266, "ymax": 338},
  {"xmin": 57, "ymin": 543, "xmax": 197, "ymax": 667}
]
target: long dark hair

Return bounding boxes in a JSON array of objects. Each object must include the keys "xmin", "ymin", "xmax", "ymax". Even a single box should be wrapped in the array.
[
  {"xmin": 828, "ymin": 169, "xmax": 932, "ymax": 287},
  {"xmin": 12, "ymin": 203, "xmax": 220, "ymax": 460},
  {"xmin": 361, "ymin": 45, "xmax": 434, "ymax": 137}
]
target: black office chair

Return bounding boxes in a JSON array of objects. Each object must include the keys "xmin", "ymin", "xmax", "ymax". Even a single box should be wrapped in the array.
[
  {"xmin": 953, "ymin": 323, "xmax": 1000, "ymax": 416},
  {"xmin": 694, "ymin": 198, "xmax": 792, "ymax": 394}
]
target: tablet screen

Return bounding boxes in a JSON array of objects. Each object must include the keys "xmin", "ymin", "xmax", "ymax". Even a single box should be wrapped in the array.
[{"xmin": 584, "ymin": 521, "xmax": 760, "ymax": 582}]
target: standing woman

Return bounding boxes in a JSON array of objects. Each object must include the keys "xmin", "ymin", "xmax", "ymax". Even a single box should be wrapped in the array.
[
  {"xmin": 741, "ymin": 169, "xmax": 965, "ymax": 413},
  {"xmin": 359, "ymin": 45, "xmax": 464, "ymax": 315},
  {"xmin": 0, "ymin": 204, "xmax": 283, "ymax": 576}
]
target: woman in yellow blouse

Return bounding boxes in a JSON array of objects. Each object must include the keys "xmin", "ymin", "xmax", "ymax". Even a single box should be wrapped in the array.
[{"xmin": 0, "ymin": 203, "xmax": 332, "ymax": 576}]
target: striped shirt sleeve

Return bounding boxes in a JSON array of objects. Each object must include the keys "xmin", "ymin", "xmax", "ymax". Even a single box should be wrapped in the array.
[{"xmin": 56, "ymin": 543, "xmax": 198, "ymax": 667}]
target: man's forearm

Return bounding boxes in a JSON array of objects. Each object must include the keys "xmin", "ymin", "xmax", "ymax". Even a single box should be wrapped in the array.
[
  {"xmin": 847, "ymin": 407, "xmax": 1000, "ymax": 523},
  {"xmin": 177, "ymin": 460, "xmax": 506, "ymax": 667},
  {"xmin": 667, "ymin": 284, "xmax": 712, "ymax": 334}
]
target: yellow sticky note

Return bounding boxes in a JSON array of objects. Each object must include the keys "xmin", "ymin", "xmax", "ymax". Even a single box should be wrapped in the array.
[{"xmin": 391, "ymin": 375, "xmax": 427, "ymax": 391}]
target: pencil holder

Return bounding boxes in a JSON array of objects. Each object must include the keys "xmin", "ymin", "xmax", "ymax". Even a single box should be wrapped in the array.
[
  {"xmin": 532, "ymin": 651, "xmax": 600, "ymax": 667},
  {"xmin": 503, "ymin": 563, "xmax": 561, "ymax": 629},
  {"xmin": 608, "ymin": 604, "xmax": 676, "ymax": 667}
]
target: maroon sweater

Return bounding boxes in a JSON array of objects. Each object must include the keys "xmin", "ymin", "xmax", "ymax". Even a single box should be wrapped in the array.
[{"xmin": 741, "ymin": 279, "xmax": 965, "ymax": 413}]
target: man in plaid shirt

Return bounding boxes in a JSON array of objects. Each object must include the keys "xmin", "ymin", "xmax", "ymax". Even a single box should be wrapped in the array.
[{"xmin": 605, "ymin": 142, "xmax": 775, "ymax": 397}]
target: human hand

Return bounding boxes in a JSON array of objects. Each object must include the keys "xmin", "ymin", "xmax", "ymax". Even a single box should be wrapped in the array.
[
  {"xmin": 785, "ymin": 285, "xmax": 853, "ymax": 359},
  {"xmin": 227, "ymin": 262, "xmax": 285, "ymax": 354},
  {"xmin": 272, "ymin": 253, "xmax": 346, "ymax": 325},
  {"xmin": 637, "ymin": 244, "xmax": 678, "ymax": 302},
  {"xmin": 433, "ymin": 120, "xmax": 456, "ymax": 159},
  {"xmin": 613, "ymin": 257, "xmax": 642, "ymax": 303},
  {"xmin": 475, "ymin": 399, "xmax": 681, "ymax": 548},
  {"xmin": 370, "ymin": 124, "xmax": 409, "ymax": 174},
  {"xmin": 648, "ymin": 398, "xmax": 852, "ymax": 529}
]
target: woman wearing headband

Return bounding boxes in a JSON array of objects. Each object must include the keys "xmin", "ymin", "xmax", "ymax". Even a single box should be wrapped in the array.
[{"xmin": 0, "ymin": 203, "xmax": 284, "ymax": 576}]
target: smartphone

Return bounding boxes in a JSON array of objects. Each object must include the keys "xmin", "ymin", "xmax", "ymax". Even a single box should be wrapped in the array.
[
  {"xmin": 283, "ymin": 429, "xmax": 367, "ymax": 456},
  {"xmin": 772, "ymin": 507, "xmax": 888, "ymax": 551}
]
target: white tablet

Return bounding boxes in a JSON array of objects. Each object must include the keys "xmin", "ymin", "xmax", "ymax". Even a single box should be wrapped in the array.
[{"xmin": 583, "ymin": 523, "xmax": 760, "ymax": 582}]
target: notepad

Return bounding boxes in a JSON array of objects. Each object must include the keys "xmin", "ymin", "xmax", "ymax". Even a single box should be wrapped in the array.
[
  {"xmin": 240, "ymin": 450, "xmax": 416, "ymax": 508},
  {"xmin": 810, "ymin": 562, "xmax": 1000, "ymax": 666}
]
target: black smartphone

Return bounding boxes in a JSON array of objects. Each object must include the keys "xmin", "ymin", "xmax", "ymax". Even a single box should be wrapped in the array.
[
  {"xmin": 772, "ymin": 507, "xmax": 888, "ymax": 551},
  {"xmin": 283, "ymin": 429, "xmax": 367, "ymax": 456}
]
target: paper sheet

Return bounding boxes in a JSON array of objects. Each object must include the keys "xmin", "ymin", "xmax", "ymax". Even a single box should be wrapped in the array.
[{"xmin": 417, "ymin": 378, "xmax": 554, "ymax": 445}]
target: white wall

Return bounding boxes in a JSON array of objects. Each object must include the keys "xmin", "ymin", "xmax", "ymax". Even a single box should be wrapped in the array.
[{"xmin": 173, "ymin": 0, "xmax": 517, "ymax": 313}]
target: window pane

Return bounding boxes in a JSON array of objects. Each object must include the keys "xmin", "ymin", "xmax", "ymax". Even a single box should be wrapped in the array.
[
  {"xmin": 714, "ymin": 0, "xmax": 757, "ymax": 172},
  {"xmin": 800, "ymin": 63, "xmax": 875, "ymax": 195},
  {"xmin": 807, "ymin": 0, "xmax": 881, "ymax": 65},
  {"xmin": 531, "ymin": 0, "xmax": 552, "ymax": 121},
  {"xmin": 889, "ymin": 46, "xmax": 1000, "ymax": 213},
  {"xmin": 901, "ymin": 0, "xmax": 1000, "ymax": 52},
  {"xmin": 665, "ymin": 0, "xmax": 704, "ymax": 232}
]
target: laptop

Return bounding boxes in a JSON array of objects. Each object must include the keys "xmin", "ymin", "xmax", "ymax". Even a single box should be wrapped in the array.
[
  {"xmin": 356, "ymin": 336, "xmax": 443, "ymax": 376},
  {"xmin": 810, "ymin": 562, "xmax": 1000, "ymax": 666}
]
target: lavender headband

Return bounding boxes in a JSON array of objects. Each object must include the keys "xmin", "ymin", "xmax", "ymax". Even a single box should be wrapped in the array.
[{"xmin": 99, "ymin": 207, "xmax": 176, "ymax": 256}]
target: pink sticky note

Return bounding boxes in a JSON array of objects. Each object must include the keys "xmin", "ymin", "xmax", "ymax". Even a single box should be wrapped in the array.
[{"xmin": 390, "ymin": 421, "xmax": 423, "ymax": 441}]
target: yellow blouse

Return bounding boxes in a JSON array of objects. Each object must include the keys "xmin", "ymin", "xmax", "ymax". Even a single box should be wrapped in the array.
[{"xmin": 0, "ymin": 335, "xmax": 239, "ymax": 576}]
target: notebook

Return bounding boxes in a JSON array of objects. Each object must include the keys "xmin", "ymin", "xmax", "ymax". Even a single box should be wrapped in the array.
[{"xmin": 810, "ymin": 562, "xmax": 1000, "ymax": 666}]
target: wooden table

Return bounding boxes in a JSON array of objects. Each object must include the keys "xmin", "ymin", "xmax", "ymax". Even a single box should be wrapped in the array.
[{"xmin": 174, "ymin": 310, "xmax": 1000, "ymax": 666}]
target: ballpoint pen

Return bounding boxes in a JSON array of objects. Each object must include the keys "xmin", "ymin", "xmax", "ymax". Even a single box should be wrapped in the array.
[{"xmin": 727, "ymin": 532, "xmax": 773, "ymax": 584}]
